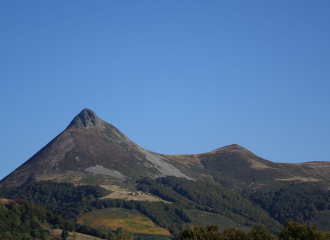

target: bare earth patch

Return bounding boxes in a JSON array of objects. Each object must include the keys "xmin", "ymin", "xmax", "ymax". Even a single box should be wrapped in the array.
[
  {"xmin": 276, "ymin": 177, "xmax": 320, "ymax": 182},
  {"xmin": 100, "ymin": 185, "xmax": 170, "ymax": 202},
  {"xmin": 67, "ymin": 231, "xmax": 103, "ymax": 240},
  {"xmin": 0, "ymin": 198, "xmax": 11, "ymax": 205},
  {"xmin": 248, "ymin": 159, "xmax": 272, "ymax": 169}
]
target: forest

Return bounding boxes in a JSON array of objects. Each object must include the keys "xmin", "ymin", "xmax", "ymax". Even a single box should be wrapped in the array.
[
  {"xmin": 250, "ymin": 188, "xmax": 330, "ymax": 225},
  {"xmin": 178, "ymin": 221, "xmax": 330, "ymax": 240},
  {"xmin": 0, "ymin": 197, "xmax": 134, "ymax": 240},
  {"xmin": 1, "ymin": 177, "xmax": 330, "ymax": 239}
]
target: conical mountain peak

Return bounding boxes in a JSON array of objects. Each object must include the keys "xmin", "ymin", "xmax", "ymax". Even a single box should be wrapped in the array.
[
  {"xmin": 2, "ymin": 108, "xmax": 329, "ymax": 193},
  {"xmin": 67, "ymin": 108, "xmax": 105, "ymax": 129}
]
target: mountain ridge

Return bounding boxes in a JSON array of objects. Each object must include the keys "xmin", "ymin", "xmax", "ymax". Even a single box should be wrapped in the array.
[{"xmin": 1, "ymin": 108, "xmax": 330, "ymax": 193}]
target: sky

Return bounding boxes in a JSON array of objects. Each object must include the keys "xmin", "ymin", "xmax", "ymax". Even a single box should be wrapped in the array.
[{"xmin": 1, "ymin": 1, "xmax": 330, "ymax": 181}]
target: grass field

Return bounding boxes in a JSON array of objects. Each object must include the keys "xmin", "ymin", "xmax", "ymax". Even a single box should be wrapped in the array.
[
  {"xmin": 185, "ymin": 209, "xmax": 249, "ymax": 232},
  {"xmin": 78, "ymin": 208, "xmax": 171, "ymax": 236}
]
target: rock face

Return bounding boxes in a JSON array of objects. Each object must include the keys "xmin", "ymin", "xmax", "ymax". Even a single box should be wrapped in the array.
[
  {"xmin": 67, "ymin": 108, "xmax": 105, "ymax": 129},
  {"xmin": 0, "ymin": 108, "xmax": 193, "ymax": 188}
]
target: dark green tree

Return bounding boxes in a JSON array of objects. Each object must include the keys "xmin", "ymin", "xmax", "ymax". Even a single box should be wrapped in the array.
[
  {"xmin": 278, "ymin": 220, "xmax": 330, "ymax": 240},
  {"xmin": 61, "ymin": 229, "xmax": 70, "ymax": 239},
  {"xmin": 178, "ymin": 225, "xmax": 221, "ymax": 240},
  {"xmin": 64, "ymin": 220, "xmax": 76, "ymax": 231}
]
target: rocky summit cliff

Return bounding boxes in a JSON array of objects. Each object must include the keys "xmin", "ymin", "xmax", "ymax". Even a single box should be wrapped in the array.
[{"xmin": 1, "ymin": 108, "xmax": 330, "ymax": 192}]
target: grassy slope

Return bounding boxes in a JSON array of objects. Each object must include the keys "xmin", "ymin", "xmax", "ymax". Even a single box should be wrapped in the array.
[
  {"xmin": 78, "ymin": 208, "xmax": 171, "ymax": 236},
  {"xmin": 166, "ymin": 144, "xmax": 330, "ymax": 193}
]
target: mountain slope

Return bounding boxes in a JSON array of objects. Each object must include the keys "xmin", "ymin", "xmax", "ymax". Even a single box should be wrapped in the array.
[
  {"xmin": 0, "ymin": 109, "xmax": 192, "ymax": 188},
  {"xmin": 1, "ymin": 108, "xmax": 330, "ymax": 193},
  {"xmin": 165, "ymin": 144, "xmax": 330, "ymax": 192}
]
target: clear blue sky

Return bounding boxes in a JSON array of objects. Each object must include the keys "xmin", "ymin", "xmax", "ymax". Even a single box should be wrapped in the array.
[{"xmin": 1, "ymin": 1, "xmax": 330, "ymax": 181}]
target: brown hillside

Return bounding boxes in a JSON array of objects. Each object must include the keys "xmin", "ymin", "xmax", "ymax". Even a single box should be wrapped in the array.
[
  {"xmin": 1, "ymin": 108, "xmax": 329, "ymax": 193},
  {"xmin": 0, "ymin": 109, "xmax": 192, "ymax": 188},
  {"xmin": 165, "ymin": 144, "xmax": 330, "ymax": 192}
]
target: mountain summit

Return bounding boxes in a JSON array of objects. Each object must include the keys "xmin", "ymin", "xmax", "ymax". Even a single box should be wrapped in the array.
[{"xmin": 67, "ymin": 108, "xmax": 105, "ymax": 129}]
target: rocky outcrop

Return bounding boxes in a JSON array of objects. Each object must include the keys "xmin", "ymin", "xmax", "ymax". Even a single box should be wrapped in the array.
[{"xmin": 67, "ymin": 108, "xmax": 105, "ymax": 129}]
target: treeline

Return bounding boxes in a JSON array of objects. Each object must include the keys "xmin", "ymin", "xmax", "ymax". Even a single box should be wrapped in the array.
[
  {"xmin": 178, "ymin": 221, "xmax": 330, "ymax": 240},
  {"xmin": 137, "ymin": 176, "xmax": 282, "ymax": 234},
  {"xmin": 250, "ymin": 188, "xmax": 330, "ymax": 225}
]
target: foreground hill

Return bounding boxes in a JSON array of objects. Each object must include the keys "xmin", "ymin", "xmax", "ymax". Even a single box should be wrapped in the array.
[{"xmin": 1, "ymin": 108, "xmax": 330, "ymax": 193}]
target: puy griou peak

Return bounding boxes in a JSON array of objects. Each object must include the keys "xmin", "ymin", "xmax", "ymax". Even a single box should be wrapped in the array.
[
  {"xmin": 1, "ymin": 108, "xmax": 330, "ymax": 193},
  {"xmin": 0, "ymin": 108, "xmax": 193, "ymax": 188}
]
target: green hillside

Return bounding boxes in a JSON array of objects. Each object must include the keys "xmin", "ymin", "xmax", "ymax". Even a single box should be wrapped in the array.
[
  {"xmin": 2, "ymin": 177, "xmax": 330, "ymax": 238},
  {"xmin": 184, "ymin": 209, "xmax": 249, "ymax": 232},
  {"xmin": 137, "ymin": 176, "xmax": 282, "ymax": 234}
]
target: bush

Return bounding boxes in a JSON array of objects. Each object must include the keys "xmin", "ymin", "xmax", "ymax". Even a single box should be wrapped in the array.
[
  {"xmin": 278, "ymin": 220, "xmax": 330, "ymax": 240},
  {"xmin": 178, "ymin": 225, "xmax": 221, "ymax": 240},
  {"xmin": 61, "ymin": 229, "xmax": 70, "ymax": 239},
  {"xmin": 178, "ymin": 222, "xmax": 330, "ymax": 239}
]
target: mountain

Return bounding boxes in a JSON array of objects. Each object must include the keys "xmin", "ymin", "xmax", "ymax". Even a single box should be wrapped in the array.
[
  {"xmin": 165, "ymin": 144, "xmax": 330, "ymax": 193},
  {"xmin": 1, "ymin": 108, "xmax": 330, "ymax": 192},
  {"xmin": 2, "ymin": 108, "xmax": 330, "ymax": 237},
  {"xmin": 0, "ymin": 109, "xmax": 192, "ymax": 188}
]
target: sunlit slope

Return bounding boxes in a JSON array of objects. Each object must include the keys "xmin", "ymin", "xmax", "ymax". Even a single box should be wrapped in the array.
[{"xmin": 78, "ymin": 208, "xmax": 171, "ymax": 236}]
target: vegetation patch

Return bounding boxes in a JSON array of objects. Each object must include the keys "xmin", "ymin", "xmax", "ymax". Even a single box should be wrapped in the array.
[
  {"xmin": 78, "ymin": 208, "xmax": 171, "ymax": 236},
  {"xmin": 81, "ymin": 173, "xmax": 108, "ymax": 184},
  {"xmin": 306, "ymin": 210, "xmax": 330, "ymax": 232},
  {"xmin": 185, "ymin": 209, "xmax": 249, "ymax": 232},
  {"xmin": 275, "ymin": 177, "xmax": 320, "ymax": 182},
  {"xmin": 134, "ymin": 235, "xmax": 173, "ymax": 240}
]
